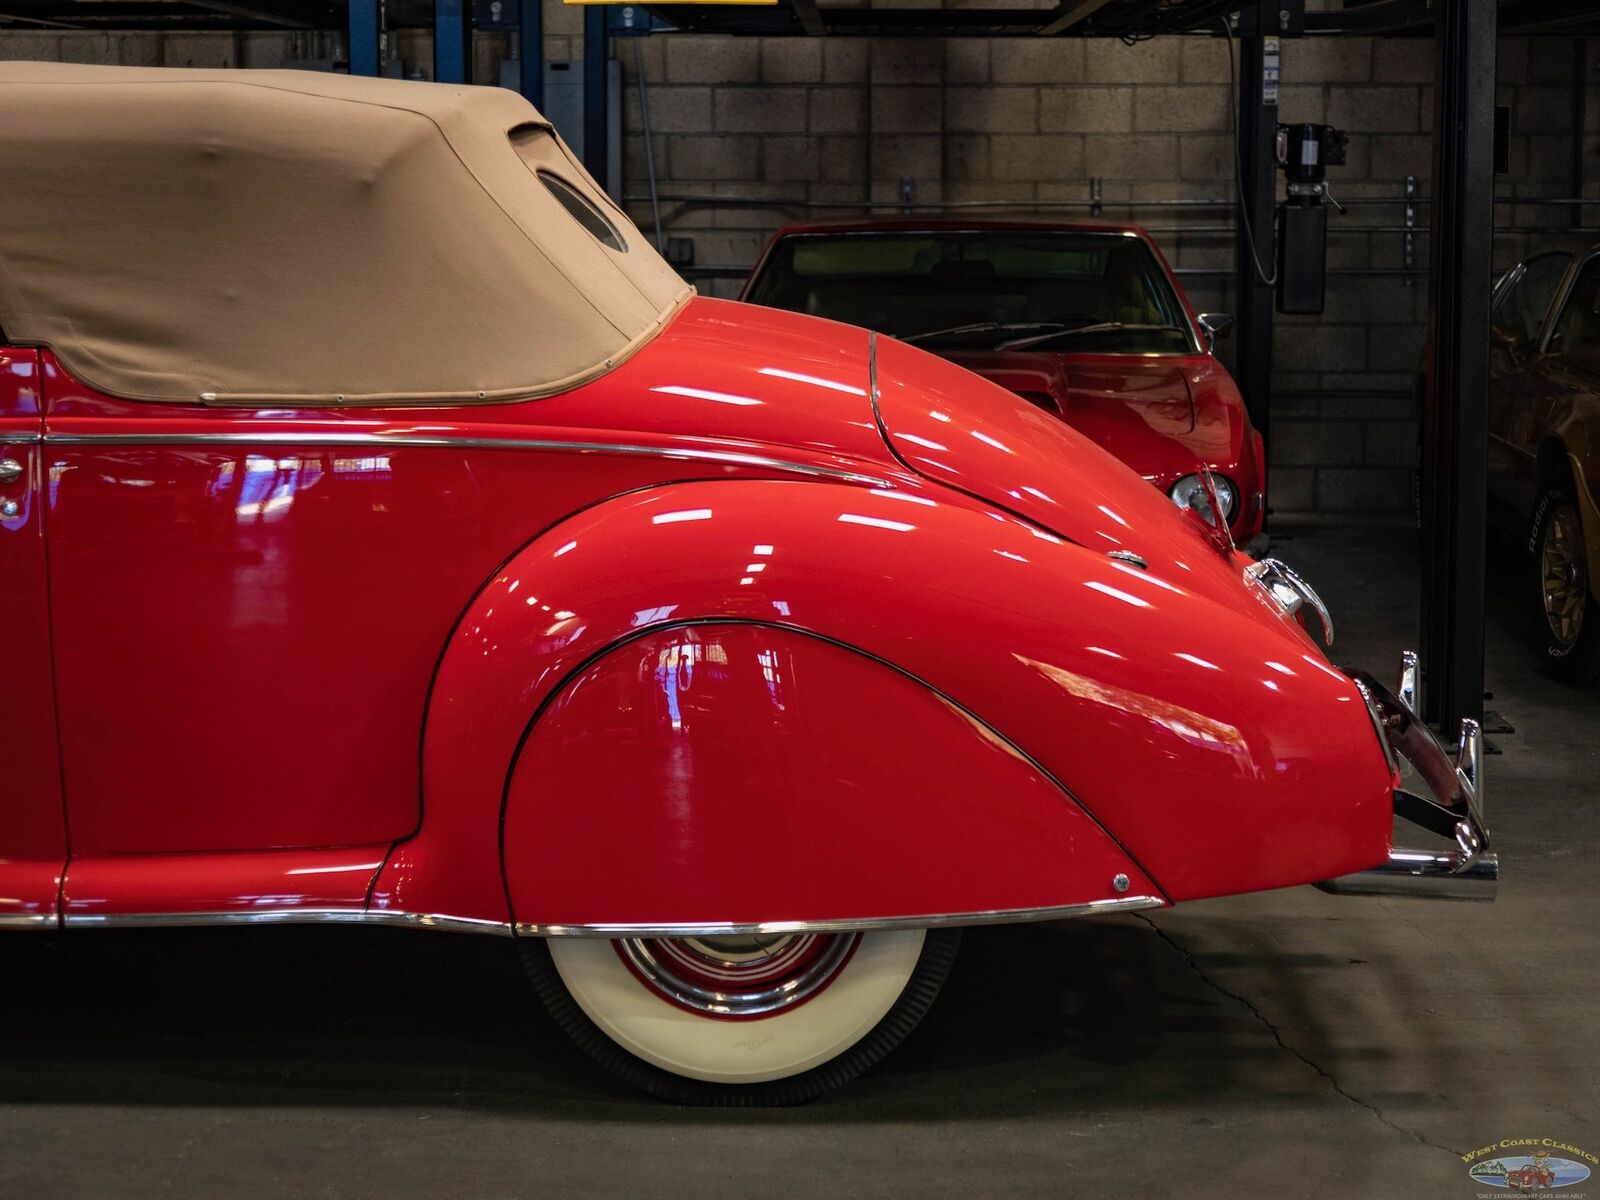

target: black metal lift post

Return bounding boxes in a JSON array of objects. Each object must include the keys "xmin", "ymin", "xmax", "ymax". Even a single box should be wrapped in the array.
[
  {"xmin": 583, "ymin": 6, "xmax": 609, "ymax": 188},
  {"xmin": 1233, "ymin": 0, "xmax": 1277, "ymax": 443},
  {"xmin": 1420, "ymin": 0, "xmax": 1495, "ymax": 732}
]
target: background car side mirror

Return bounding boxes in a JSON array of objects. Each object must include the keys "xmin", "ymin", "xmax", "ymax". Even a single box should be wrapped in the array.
[{"xmin": 1197, "ymin": 313, "xmax": 1234, "ymax": 349}]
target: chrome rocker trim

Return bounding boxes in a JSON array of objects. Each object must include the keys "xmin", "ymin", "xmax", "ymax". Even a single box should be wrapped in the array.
[
  {"xmin": 1318, "ymin": 651, "xmax": 1498, "ymax": 902},
  {"xmin": 38, "ymin": 897, "xmax": 1168, "ymax": 937},
  {"xmin": 61, "ymin": 909, "xmax": 516, "ymax": 935},
  {"xmin": 515, "ymin": 895, "xmax": 1166, "ymax": 938},
  {"xmin": 0, "ymin": 913, "xmax": 58, "ymax": 930}
]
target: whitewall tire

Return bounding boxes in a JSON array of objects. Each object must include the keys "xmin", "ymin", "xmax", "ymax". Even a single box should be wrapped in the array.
[{"xmin": 522, "ymin": 928, "xmax": 960, "ymax": 1105}]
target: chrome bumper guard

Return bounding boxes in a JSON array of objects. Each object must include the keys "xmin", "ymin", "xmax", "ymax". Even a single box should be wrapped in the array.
[{"xmin": 1315, "ymin": 651, "xmax": 1499, "ymax": 902}]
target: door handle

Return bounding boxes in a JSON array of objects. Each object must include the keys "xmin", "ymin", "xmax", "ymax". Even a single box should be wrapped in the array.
[{"xmin": 0, "ymin": 458, "xmax": 22, "ymax": 484}]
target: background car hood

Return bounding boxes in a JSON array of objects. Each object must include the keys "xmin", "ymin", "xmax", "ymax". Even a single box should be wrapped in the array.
[
  {"xmin": 940, "ymin": 350, "xmax": 1264, "ymax": 490},
  {"xmin": 949, "ymin": 350, "xmax": 1194, "ymax": 429},
  {"xmin": 873, "ymin": 334, "xmax": 1288, "ymax": 622}
]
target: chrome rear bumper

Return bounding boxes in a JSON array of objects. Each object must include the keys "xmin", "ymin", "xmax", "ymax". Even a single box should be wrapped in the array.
[
  {"xmin": 1315, "ymin": 847, "xmax": 1498, "ymax": 900},
  {"xmin": 1316, "ymin": 652, "xmax": 1498, "ymax": 903}
]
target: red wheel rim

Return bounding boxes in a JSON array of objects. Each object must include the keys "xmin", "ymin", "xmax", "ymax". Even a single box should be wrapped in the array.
[{"xmin": 614, "ymin": 932, "xmax": 859, "ymax": 1021}]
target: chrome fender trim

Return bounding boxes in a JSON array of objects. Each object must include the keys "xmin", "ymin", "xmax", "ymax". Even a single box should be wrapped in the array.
[{"xmin": 515, "ymin": 895, "xmax": 1166, "ymax": 938}]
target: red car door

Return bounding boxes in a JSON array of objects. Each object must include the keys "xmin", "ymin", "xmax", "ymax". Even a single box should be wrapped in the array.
[
  {"xmin": 39, "ymin": 375, "xmax": 460, "ymax": 861},
  {"xmin": 36, "ymin": 360, "xmax": 688, "ymax": 875},
  {"xmin": 0, "ymin": 347, "xmax": 66, "ymax": 927}
]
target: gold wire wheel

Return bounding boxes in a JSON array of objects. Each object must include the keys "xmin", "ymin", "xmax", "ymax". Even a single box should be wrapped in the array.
[{"xmin": 1541, "ymin": 502, "xmax": 1588, "ymax": 647}]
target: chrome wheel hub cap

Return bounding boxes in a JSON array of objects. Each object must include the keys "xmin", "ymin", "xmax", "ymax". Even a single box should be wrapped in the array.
[
  {"xmin": 1542, "ymin": 505, "xmax": 1588, "ymax": 647},
  {"xmin": 615, "ymin": 932, "xmax": 858, "ymax": 1019}
]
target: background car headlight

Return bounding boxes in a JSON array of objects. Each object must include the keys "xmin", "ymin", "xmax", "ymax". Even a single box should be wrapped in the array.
[{"xmin": 1170, "ymin": 473, "xmax": 1238, "ymax": 525}]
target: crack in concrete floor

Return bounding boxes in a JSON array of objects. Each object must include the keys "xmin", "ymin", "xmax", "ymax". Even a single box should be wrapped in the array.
[{"xmin": 1136, "ymin": 912, "xmax": 1467, "ymax": 1161}]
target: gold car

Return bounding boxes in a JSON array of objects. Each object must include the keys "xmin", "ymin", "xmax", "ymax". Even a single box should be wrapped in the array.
[{"xmin": 1488, "ymin": 243, "xmax": 1600, "ymax": 681}]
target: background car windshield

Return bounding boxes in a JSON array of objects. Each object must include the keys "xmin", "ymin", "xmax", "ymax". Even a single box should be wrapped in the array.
[
  {"xmin": 1490, "ymin": 251, "xmax": 1572, "ymax": 350},
  {"xmin": 1548, "ymin": 255, "xmax": 1600, "ymax": 372},
  {"xmin": 745, "ymin": 231, "xmax": 1193, "ymax": 353}
]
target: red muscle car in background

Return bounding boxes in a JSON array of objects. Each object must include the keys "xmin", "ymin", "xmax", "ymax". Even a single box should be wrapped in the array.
[{"xmin": 741, "ymin": 220, "xmax": 1267, "ymax": 548}]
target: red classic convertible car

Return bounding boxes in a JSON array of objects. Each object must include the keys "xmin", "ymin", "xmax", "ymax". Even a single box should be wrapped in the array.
[
  {"xmin": 1, "ymin": 63, "xmax": 1492, "ymax": 1105},
  {"xmin": 741, "ymin": 219, "xmax": 1267, "ymax": 548}
]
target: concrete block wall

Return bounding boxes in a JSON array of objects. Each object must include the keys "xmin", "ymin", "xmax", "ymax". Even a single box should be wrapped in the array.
[
  {"xmin": 2, "ymin": 20, "xmax": 1595, "ymax": 516},
  {"xmin": 609, "ymin": 32, "xmax": 1597, "ymax": 517}
]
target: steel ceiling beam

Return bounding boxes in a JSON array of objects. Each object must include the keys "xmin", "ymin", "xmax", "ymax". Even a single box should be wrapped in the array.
[
  {"xmin": 788, "ymin": 0, "xmax": 825, "ymax": 36},
  {"xmin": 1307, "ymin": 0, "xmax": 1600, "ymax": 35},
  {"xmin": 1306, "ymin": 0, "xmax": 1432, "ymax": 34},
  {"xmin": 1495, "ymin": 0, "xmax": 1600, "ymax": 32},
  {"xmin": 3, "ymin": 0, "xmax": 1595, "ymax": 33},
  {"xmin": 1037, "ymin": 0, "xmax": 1114, "ymax": 36},
  {"xmin": 182, "ymin": 0, "xmax": 316, "ymax": 26},
  {"xmin": 0, "ymin": 1, "xmax": 342, "ymax": 28},
  {"xmin": 0, "ymin": 8, "xmax": 84, "ymax": 25}
]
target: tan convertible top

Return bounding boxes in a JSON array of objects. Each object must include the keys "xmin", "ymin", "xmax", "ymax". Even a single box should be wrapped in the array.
[{"xmin": 0, "ymin": 62, "xmax": 690, "ymax": 405}]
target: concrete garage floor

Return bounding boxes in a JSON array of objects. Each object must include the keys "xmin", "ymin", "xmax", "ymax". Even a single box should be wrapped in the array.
[{"xmin": 2, "ymin": 519, "xmax": 1596, "ymax": 1199}]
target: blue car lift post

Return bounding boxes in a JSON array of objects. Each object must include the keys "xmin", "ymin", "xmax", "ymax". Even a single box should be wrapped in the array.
[
  {"xmin": 434, "ymin": 0, "xmax": 471, "ymax": 83},
  {"xmin": 347, "ymin": 0, "xmax": 380, "ymax": 76}
]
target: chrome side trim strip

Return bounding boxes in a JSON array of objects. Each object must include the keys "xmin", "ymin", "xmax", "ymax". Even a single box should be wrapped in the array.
[
  {"xmin": 61, "ymin": 908, "xmax": 515, "ymax": 936},
  {"xmin": 0, "ymin": 432, "xmax": 44, "ymax": 444},
  {"xmin": 0, "ymin": 913, "xmax": 58, "ymax": 930},
  {"xmin": 43, "ymin": 899, "xmax": 1168, "ymax": 937},
  {"xmin": 364, "ymin": 911, "xmax": 515, "ymax": 935},
  {"xmin": 514, "ymin": 895, "xmax": 1166, "ymax": 938},
  {"xmin": 44, "ymin": 432, "xmax": 892, "ymax": 488}
]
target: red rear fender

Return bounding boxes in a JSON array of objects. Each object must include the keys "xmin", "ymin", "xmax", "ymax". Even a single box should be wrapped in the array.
[{"xmin": 375, "ymin": 477, "xmax": 1391, "ymax": 924}]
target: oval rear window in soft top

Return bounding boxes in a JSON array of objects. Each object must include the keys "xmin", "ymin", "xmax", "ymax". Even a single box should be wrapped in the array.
[{"xmin": 537, "ymin": 170, "xmax": 626, "ymax": 253}]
